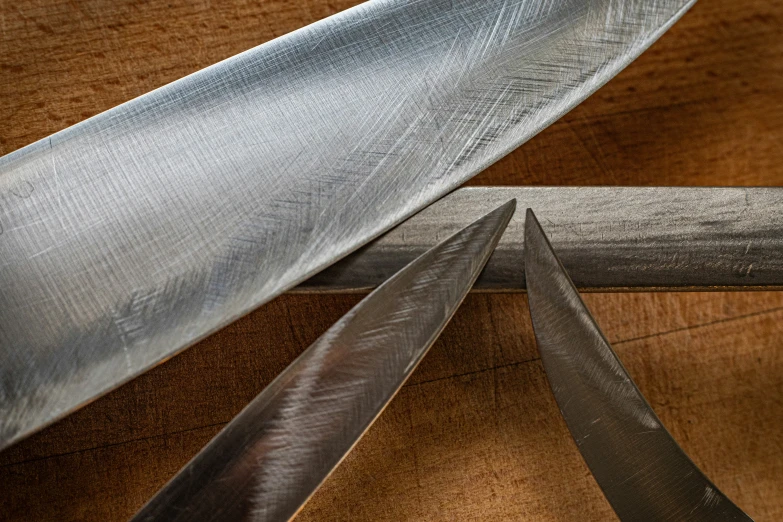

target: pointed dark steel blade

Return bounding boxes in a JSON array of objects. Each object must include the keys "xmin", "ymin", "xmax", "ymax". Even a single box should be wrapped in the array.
[{"xmin": 524, "ymin": 208, "xmax": 753, "ymax": 522}]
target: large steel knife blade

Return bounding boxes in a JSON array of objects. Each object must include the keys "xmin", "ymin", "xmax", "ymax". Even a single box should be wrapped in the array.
[
  {"xmin": 524, "ymin": 208, "xmax": 753, "ymax": 521},
  {"xmin": 0, "ymin": 0, "xmax": 695, "ymax": 450}
]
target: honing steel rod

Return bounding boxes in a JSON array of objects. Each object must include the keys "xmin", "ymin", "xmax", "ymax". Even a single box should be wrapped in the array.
[{"xmin": 297, "ymin": 187, "xmax": 783, "ymax": 293}]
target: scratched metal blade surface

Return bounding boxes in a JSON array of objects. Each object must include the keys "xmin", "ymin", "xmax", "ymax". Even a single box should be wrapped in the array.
[
  {"xmin": 132, "ymin": 201, "xmax": 515, "ymax": 522},
  {"xmin": 524, "ymin": 209, "xmax": 753, "ymax": 521},
  {"xmin": 300, "ymin": 186, "xmax": 783, "ymax": 292},
  {"xmin": 0, "ymin": 0, "xmax": 695, "ymax": 450}
]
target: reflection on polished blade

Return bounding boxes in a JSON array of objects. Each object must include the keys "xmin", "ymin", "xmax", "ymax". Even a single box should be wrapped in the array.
[
  {"xmin": 132, "ymin": 201, "xmax": 515, "ymax": 522},
  {"xmin": 524, "ymin": 209, "xmax": 752, "ymax": 521},
  {"xmin": 0, "ymin": 0, "xmax": 696, "ymax": 450}
]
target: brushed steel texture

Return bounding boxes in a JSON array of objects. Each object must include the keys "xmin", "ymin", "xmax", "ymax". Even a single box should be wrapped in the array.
[
  {"xmin": 300, "ymin": 186, "xmax": 783, "ymax": 292},
  {"xmin": 131, "ymin": 201, "xmax": 515, "ymax": 522},
  {"xmin": 524, "ymin": 209, "xmax": 753, "ymax": 521},
  {"xmin": 0, "ymin": 0, "xmax": 695, "ymax": 450}
]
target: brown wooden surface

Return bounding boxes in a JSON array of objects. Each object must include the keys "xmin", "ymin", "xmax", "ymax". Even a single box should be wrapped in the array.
[{"xmin": 1, "ymin": 1, "xmax": 781, "ymax": 520}]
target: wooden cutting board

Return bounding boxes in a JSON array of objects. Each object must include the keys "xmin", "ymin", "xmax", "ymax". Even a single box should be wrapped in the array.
[{"xmin": 1, "ymin": 1, "xmax": 781, "ymax": 520}]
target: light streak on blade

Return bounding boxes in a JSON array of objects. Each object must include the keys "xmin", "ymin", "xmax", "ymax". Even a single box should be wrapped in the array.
[
  {"xmin": 132, "ymin": 200, "xmax": 515, "ymax": 522},
  {"xmin": 524, "ymin": 208, "xmax": 753, "ymax": 521}
]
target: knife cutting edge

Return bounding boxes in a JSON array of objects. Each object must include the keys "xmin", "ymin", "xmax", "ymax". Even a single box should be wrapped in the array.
[
  {"xmin": 0, "ymin": 0, "xmax": 696, "ymax": 450},
  {"xmin": 524, "ymin": 208, "xmax": 753, "ymax": 521},
  {"xmin": 131, "ymin": 200, "xmax": 515, "ymax": 522}
]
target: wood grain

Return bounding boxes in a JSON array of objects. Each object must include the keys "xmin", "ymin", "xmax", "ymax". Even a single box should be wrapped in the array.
[{"xmin": 1, "ymin": 0, "xmax": 782, "ymax": 520}]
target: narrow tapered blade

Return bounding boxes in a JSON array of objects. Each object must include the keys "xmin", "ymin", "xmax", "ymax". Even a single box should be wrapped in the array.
[
  {"xmin": 132, "ymin": 200, "xmax": 515, "ymax": 522},
  {"xmin": 524, "ymin": 209, "xmax": 752, "ymax": 521}
]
